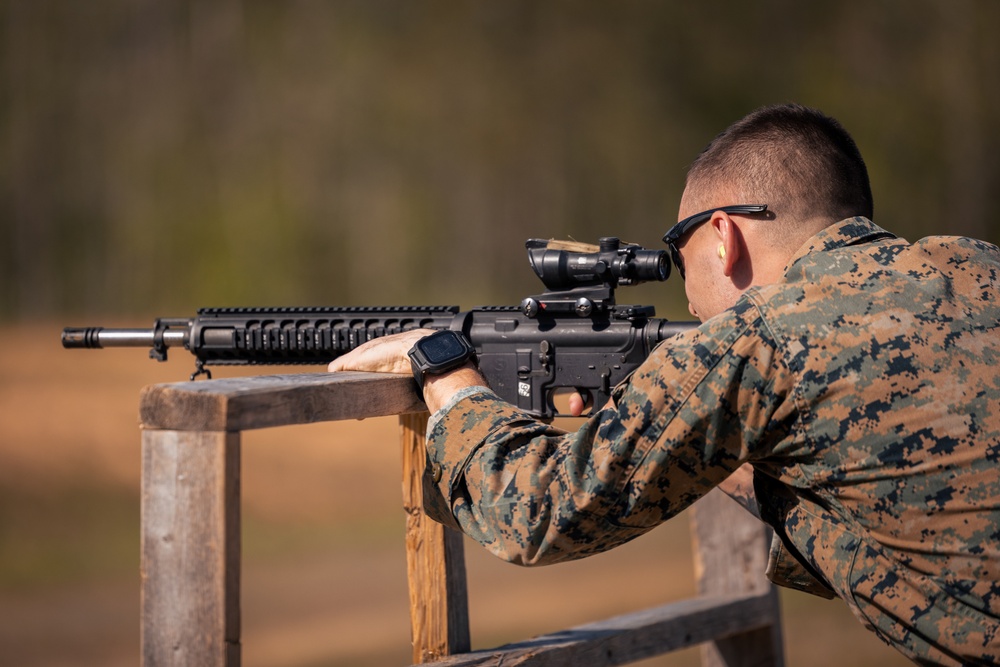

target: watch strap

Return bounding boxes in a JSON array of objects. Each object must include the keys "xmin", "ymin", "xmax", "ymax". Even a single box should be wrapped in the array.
[{"xmin": 407, "ymin": 330, "xmax": 476, "ymax": 401}]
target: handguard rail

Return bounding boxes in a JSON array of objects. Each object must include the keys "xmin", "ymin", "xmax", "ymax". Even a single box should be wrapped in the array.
[{"xmin": 138, "ymin": 372, "xmax": 784, "ymax": 666}]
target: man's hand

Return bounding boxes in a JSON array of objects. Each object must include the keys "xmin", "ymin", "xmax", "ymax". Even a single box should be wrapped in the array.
[
  {"xmin": 328, "ymin": 329, "xmax": 488, "ymax": 413},
  {"xmin": 717, "ymin": 463, "xmax": 761, "ymax": 519},
  {"xmin": 327, "ymin": 328, "xmax": 436, "ymax": 375}
]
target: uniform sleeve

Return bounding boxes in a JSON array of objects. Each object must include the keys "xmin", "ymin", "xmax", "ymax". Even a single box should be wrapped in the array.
[{"xmin": 423, "ymin": 298, "xmax": 798, "ymax": 566}]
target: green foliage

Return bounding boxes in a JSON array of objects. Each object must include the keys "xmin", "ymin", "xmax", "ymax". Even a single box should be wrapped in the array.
[{"xmin": 1, "ymin": 1, "xmax": 998, "ymax": 320}]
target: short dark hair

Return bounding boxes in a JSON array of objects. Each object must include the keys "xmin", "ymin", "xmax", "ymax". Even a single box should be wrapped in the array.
[{"xmin": 686, "ymin": 104, "xmax": 874, "ymax": 224}]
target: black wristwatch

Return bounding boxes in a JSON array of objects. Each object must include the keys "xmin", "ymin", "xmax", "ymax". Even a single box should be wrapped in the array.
[{"xmin": 407, "ymin": 330, "xmax": 477, "ymax": 400}]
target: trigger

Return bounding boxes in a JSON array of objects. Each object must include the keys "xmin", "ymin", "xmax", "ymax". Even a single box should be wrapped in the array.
[{"xmin": 570, "ymin": 388, "xmax": 593, "ymax": 417}]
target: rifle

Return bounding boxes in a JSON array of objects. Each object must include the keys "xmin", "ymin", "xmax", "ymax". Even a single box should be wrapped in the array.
[{"xmin": 62, "ymin": 237, "xmax": 696, "ymax": 418}]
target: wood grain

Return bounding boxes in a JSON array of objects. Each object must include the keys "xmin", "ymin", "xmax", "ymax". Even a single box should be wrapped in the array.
[
  {"xmin": 141, "ymin": 429, "xmax": 240, "ymax": 666},
  {"xmin": 401, "ymin": 413, "xmax": 470, "ymax": 663},
  {"xmin": 140, "ymin": 371, "xmax": 425, "ymax": 432},
  {"xmin": 690, "ymin": 489, "xmax": 784, "ymax": 667},
  {"xmin": 415, "ymin": 592, "xmax": 775, "ymax": 666}
]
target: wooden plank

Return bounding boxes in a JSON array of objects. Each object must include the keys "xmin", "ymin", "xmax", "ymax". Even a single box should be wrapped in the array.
[
  {"xmin": 415, "ymin": 592, "xmax": 775, "ymax": 667},
  {"xmin": 141, "ymin": 429, "xmax": 241, "ymax": 667},
  {"xmin": 139, "ymin": 371, "xmax": 425, "ymax": 432},
  {"xmin": 401, "ymin": 413, "xmax": 470, "ymax": 663},
  {"xmin": 690, "ymin": 489, "xmax": 784, "ymax": 667}
]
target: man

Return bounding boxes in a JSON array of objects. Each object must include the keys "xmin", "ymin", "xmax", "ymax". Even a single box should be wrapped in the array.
[{"xmin": 330, "ymin": 104, "xmax": 1000, "ymax": 665}]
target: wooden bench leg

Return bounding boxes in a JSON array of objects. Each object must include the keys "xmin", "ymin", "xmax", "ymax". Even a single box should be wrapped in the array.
[
  {"xmin": 141, "ymin": 429, "xmax": 241, "ymax": 667},
  {"xmin": 691, "ymin": 489, "xmax": 784, "ymax": 667},
  {"xmin": 400, "ymin": 413, "xmax": 471, "ymax": 664}
]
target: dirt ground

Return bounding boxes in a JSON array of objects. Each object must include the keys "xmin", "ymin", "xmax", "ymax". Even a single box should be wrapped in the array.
[{"xmin": 0, "ymin": 323, "xmax": 910, "ymax": 666}]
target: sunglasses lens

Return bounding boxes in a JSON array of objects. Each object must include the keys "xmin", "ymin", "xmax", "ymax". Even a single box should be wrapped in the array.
[{"xmin": 669, "ymin": 245, "xmax": 685, "ymax": 279}]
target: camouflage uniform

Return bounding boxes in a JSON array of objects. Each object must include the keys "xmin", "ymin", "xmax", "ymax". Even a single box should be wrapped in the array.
[{"xmin": 423, "ymin": 217, "xmax": 1000, "ymax": 665}]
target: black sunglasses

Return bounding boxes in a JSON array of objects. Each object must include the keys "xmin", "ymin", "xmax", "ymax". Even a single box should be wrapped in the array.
[{"xmin": 662, "ymin": 204, "xmax": 768, "ymax": 278}]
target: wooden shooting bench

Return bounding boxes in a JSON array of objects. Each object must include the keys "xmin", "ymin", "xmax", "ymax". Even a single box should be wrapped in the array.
[{"xmin": 138, "ymin": 372, "xmax": 784, "ymax": 666}]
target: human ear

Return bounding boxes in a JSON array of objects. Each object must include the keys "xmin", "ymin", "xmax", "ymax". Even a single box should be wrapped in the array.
[{"xmin": 711, "ymin": 213, "xmax": 740, "ymax": 277}]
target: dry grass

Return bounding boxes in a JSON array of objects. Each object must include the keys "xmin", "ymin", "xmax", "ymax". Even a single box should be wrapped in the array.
[{"xmin": 0, "ymin": 323, "xmax": 908, "ymax": 666}]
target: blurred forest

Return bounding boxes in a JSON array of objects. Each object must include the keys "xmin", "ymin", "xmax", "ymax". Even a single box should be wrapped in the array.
[
  {"xmin": 1, "ymin": 3, "xmax": 995, "ymax": 666},
  {"xmin": 2, "ymin": 1, "xmax": 1000, "ymax": 321}
]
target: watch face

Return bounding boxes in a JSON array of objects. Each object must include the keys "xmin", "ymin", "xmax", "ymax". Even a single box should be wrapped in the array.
[{"xmin": 421, "ymin": 331, "xmax": 469, "ymax": 364}]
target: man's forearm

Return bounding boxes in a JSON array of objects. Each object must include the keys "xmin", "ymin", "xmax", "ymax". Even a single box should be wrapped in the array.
[{"xmin": 423, "ymin": 363, "xmax": 489, "ymax": 414}]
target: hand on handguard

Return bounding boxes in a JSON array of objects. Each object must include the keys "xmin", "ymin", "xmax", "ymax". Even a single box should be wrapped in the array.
[
  {"xmin": 328, "ymin": 329, "xmax": 487, "ymax": 413},
  {"xmin": 327, "ymin": 329, "xmax": 437, "ymax": 375}
]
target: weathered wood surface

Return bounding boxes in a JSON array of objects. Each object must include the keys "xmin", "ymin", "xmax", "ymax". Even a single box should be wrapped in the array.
[
  {"xmin": 136, "ymin": 372, "xmax": 784, "ymax": 667},
  {"xmin": 140, "ymin": 371, "xmax": 424, "ymax": 432},
  {"xmin": 413, "ymin": 592, "xmax": 775, "ymax": 667},
  {"xmin": 141, "ymin": 429, "xmax": 241, "ymax": 667},
  {"xmin": 691, "ymin": 489, "xmax": 784, "ymax": 667},
  {"xmin": 401, "ymin": 413, "xmax": 470, "ymax": 663}
]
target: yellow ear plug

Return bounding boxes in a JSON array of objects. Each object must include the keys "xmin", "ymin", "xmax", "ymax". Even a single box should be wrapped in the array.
[{"xmin": 718, "ymin": 245, "xmax": 726, "ymax": 259}]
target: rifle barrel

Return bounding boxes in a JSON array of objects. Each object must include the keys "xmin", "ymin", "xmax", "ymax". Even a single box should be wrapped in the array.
[{"xmin": 61, "ymin": 327, "xmax": 189, "ymax": 349}]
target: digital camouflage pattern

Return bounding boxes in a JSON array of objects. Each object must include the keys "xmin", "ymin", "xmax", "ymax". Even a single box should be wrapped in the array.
[{"xmin": 423, "ymin": 217, "xmax": 1000, "ymax": 665}]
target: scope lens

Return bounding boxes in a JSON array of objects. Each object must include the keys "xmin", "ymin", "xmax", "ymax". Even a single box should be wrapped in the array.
[{"xmin": 630, "ymin": 249, "xmax": 670, "ymax": 282}]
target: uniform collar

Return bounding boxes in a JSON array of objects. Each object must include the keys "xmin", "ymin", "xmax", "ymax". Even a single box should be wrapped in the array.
[{"xmin": 784, "ymin": 217, "xmax": 897, "ymax": 272}]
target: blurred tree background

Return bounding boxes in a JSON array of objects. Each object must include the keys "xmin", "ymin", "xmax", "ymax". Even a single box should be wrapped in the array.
[
  {"xmin": 1, "ymin": 0, "xmax": 999, "ymax": 322},
  {"xmin": 2, "ymin": 3, "xmax": 998, "ymax": 666}
]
